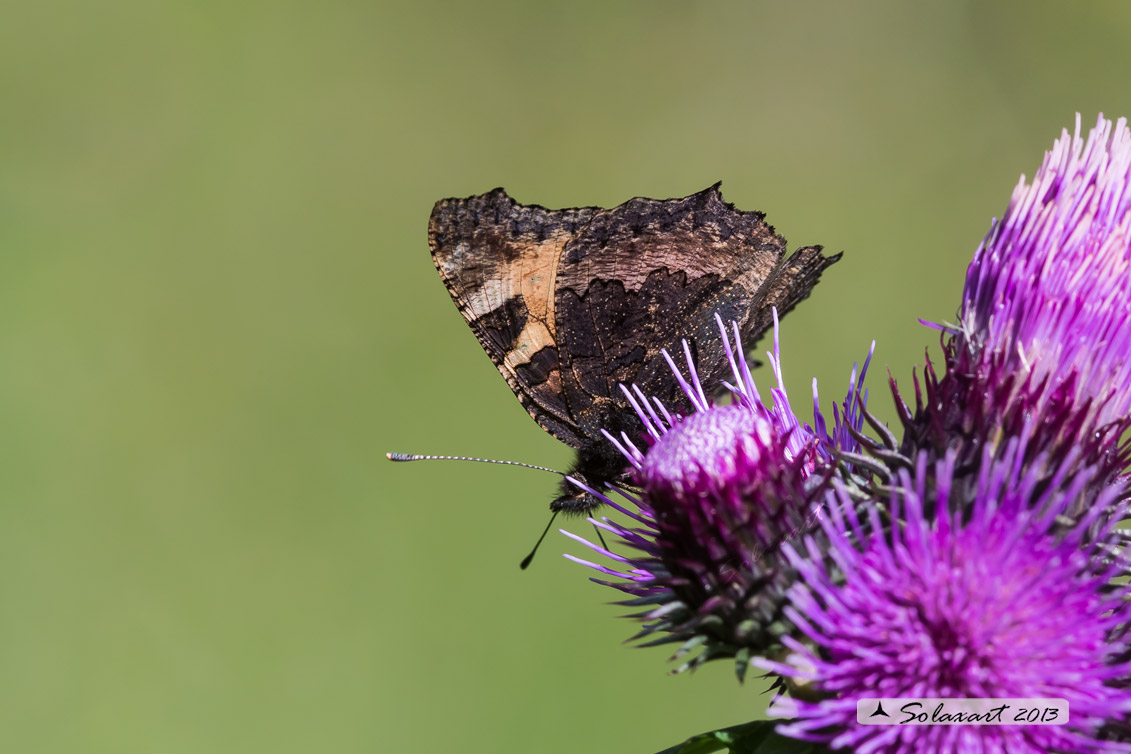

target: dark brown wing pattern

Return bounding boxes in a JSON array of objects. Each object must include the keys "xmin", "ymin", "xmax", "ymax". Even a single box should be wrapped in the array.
[{"xmin": 551, "ymin": 184, "xmax": 839, "ymax": 442}]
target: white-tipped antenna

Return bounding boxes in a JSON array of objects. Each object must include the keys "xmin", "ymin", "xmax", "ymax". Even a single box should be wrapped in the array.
[
  {"xmin": 385, "ymin": 452, "xmax": 562, "ymax": 475},
  {"xmin": 387, "ymin": 452, "xmax": 584, "ymax": 570}
]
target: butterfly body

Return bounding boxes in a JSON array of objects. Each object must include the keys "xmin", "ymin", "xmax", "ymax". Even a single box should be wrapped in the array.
[{"xmin": 429, "ymin": 184, "xmax": 839, "ymax": 515}]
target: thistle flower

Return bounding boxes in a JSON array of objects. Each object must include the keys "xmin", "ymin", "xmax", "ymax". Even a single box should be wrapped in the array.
[
  {"xmin": 565, "ymin": 313, "xmax": 872, "ymax": 676},
  {"xmin": 557, "ymin": 113, "xmax": 1131, "ymax": 754},
  {"xmin": 961, "ymin": 114, "xmax": 1131, "ymax": 416},
  {"xmin": 904, "ymin": 115, "xmax": 1131, "ymax": 483},
  {"xmin": 756, "ymin": 447, "xmax": 1131, "ymax": 754}
]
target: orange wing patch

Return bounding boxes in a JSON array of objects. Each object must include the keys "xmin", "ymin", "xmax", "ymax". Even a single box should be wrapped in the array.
[
  {"xmin": 500, "ymin": 233, "xmax": 566, "ymax": 392},
  {"xmin": 428, "ymin": 191, "xmax": 596, "ymax": 441}
]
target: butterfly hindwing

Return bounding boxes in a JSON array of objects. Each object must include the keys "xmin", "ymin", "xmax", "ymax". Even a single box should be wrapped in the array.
[{"xmin": 552, "ymin": 184, "xmax": 838, "ymax": 441}]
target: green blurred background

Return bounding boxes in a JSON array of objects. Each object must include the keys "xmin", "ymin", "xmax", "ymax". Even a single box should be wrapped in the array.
[{"xmin": 3, "ymin": 1, "xmax": 1131, "ymax": 752}]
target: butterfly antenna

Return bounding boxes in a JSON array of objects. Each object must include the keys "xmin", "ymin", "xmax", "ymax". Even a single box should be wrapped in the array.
[
  {"xmin": 386, "ymin": 452, "xmax": 562, "ymax": 475},
  {"xmin": 389, "ymin": 453, "xmax": 575, "ymax": 570},
  {"xmin": 520, "ymin": 511, "xmax": 559, "ymax": 570}
]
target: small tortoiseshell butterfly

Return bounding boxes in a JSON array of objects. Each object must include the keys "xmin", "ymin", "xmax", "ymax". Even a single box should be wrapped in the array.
[{"xmin": 425, "ymin": 183, "xmax": 839, "ymax": 517}]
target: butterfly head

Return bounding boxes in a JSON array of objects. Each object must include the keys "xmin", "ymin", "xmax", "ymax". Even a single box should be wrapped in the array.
[{"xmin": 550, "ymin": 440, "xmax": 636, "ymax": 516}]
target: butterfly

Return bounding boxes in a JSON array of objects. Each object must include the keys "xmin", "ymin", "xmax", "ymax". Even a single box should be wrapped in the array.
[{"xmin": 427, "ymin": 183, "xmax": 839, "ymax": 517}]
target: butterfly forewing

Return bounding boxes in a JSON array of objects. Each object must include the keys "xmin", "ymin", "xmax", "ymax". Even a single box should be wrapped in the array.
[{"xmin": 429, "ymin": 189, "xmax": 598, "ymax": 448}]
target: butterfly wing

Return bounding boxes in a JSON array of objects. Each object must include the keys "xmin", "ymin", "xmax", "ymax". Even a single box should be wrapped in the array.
[
  {"xmin": 428, "ymin": 189, "xmax": 599, "ymax": 448},
  {"xmin": 552, "ymin": 184, "xmax": 840, "ymax": 442}
]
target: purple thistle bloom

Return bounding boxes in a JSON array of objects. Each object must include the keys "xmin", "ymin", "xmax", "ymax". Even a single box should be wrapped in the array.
[
  {"xmin": 565, "ymin": 313, "xmax": 873, "ymax": 676},
  {"xmin": 905, "ymin": 115, "xmax": 1131, "ymax": 485},
  {"xmin": 756, "ymin": 447, "xmax": 1131, "ymax": 754},
  {"xmin": 554, "ymin": 113, "xmax": 1131, "ymax": 754},
  {"xmin": 961, "ymin": 114, "xmax": 1131, "ymax": 426}
]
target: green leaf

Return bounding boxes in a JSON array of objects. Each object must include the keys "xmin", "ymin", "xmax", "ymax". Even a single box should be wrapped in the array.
[{"xmin": 653, "ymin": 720, "xmax": 819, "ymax": 754}]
